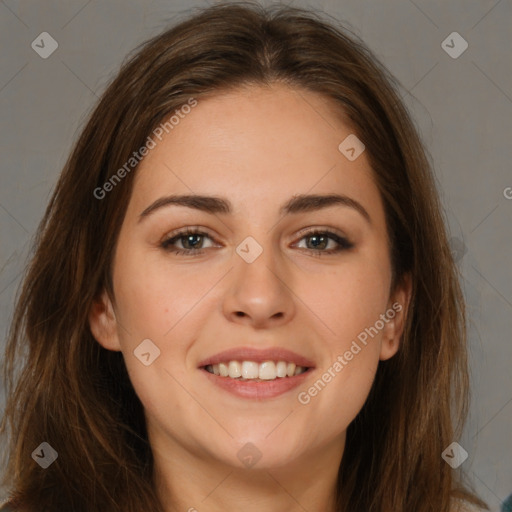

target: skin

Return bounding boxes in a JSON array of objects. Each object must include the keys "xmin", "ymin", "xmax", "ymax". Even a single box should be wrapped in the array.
[{"xmin": 89, "ymin": 83, "xmax": 412, "ymax": 512}]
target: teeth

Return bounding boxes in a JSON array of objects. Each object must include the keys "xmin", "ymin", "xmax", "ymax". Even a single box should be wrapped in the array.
[
  {"xmin": 276, "ymin": 361, "xmax": 287, "ymax": 378},
  {"xmin": 241, "ymin": 361, "xmax": 259, "ymax": 379},
  {"xmin": 218, "ymin": 362, "xmax": 229, "ymax": 377},
  {"xmin": 205, "ymin": 360, "xmax": 308, "ymax": 380},
  {"xmin": 259, "ymin": 361, "xmax": 276, "ymax": 380},
  {"xmin": 228, "ymin": 361, "xmax": 241, "ymax": 378}
]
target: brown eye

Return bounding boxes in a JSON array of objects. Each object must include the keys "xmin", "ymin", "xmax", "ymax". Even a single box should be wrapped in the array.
[
  {"xmin": 294, "ymin": 230, "xmax": 354, "ymax": 257},
  {"xmin": 161, "ymin": 229, "xmax": 216, "ymax": 256}
]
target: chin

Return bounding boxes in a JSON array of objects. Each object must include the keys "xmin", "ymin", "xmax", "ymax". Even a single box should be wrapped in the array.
[{"xmin": 216, "ymin": 433, "xmax": 305, "ymax": 470}]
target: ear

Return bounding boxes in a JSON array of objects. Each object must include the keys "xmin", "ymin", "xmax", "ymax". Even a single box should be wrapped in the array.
[
  {"xmin": 379, "ymin": 273, "xmax": 412, "ymax": 361},
  {"xmin": 88, "ymin": 289, "xmax": 121, "ymax": 351}
]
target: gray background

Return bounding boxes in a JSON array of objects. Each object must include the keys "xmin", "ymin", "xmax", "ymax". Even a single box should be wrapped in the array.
[{"xmin": 0, "ymin": 0, "xmax": 511, "ymax": 509}]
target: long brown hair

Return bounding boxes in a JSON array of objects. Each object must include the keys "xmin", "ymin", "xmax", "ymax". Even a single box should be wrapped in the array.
[{"xmin": 1, "ymin": 2, "xmax": 488, "ymax": 511}]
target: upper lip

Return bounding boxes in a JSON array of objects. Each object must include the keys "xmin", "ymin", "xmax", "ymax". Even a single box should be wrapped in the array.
[{"xmin": 198, "ymin": 346, "xmax": 316, "ymax": 369}]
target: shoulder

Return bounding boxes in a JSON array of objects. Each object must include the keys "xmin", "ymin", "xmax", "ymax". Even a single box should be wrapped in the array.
[{"xmin": 451, "ymin": 498, "xmax": 487, "ymax": 512}]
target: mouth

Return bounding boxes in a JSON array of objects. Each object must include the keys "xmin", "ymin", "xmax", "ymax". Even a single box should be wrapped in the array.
[
  {"xmin": 201, "ymin": 360, "xmax": 310, "ymax": 382},
  {"xmin": 197, "ymin": 347, "xmax": 315, "ymax": 399}
]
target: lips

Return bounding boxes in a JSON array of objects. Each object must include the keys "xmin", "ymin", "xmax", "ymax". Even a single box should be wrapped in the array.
[
  {"xmin": 197, "ymin": 346, "xmax": 316, "ymax": 369},
  {"xmin": 197, "ymin": 346, "xmax": 316, "ymax": 399},
  {"xmin": 200, "ymin": 366, "xmax": 312, "ymax": 399}
]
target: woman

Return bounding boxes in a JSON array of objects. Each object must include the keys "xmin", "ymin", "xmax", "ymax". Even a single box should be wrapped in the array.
[{"xmin": 0, "ymin": 2, "xmax": 489, "ymax": 511}]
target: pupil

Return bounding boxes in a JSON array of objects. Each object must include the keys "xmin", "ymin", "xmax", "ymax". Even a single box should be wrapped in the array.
[
  {"xmin": 309, "ymin": 235, "xmax": 326, "ymax": 249},
  {"xmin": 185, "ymin": 235, "xmax": 201, "ymax": 249}
]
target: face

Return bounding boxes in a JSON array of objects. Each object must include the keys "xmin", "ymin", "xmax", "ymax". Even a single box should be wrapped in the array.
[{"xmin": 90, "ymin": 83, "xmax": 410, "ymax": 473}]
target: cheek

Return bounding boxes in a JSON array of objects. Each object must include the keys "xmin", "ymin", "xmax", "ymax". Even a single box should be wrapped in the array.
[
  {"xmin": 318, "ymin": 337, "xmax": 380, "ymax": 412},
  {"xmin": 300, "ymin": 258, "xmax": 388, "ymax": 417},
  {"xmin": 312, "ymin": 261, "xmax": 391, "ymax": 341},
  {"xmin": 112, "ymin": 250, "xmax": 212, "ymax": 340},
  {"xmin": 294, "ymin": 340, "xmax": 379, "ymax": 449},
  {"xmin": 123, "ymin": 361, "xmax": 192, "ymax": 441}
]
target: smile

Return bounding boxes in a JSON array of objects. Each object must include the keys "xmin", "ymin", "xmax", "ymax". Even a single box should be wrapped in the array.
[{"xmin": 204, "ymin": 360, "xmax": 309, "ymax": 381}]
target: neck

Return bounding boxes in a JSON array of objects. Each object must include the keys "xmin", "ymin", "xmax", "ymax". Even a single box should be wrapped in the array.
[{"xmin": 151, "ymin": 431, "xmax": 344, "ymax": 512}]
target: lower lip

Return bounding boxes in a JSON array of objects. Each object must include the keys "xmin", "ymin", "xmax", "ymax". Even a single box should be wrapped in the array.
[{"xmin": 200, "ymin": 368, "xmax": 314, "ymax": 399}]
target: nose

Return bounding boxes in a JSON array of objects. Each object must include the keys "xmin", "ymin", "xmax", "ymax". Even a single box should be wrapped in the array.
[{"xmin": 222, "ymin": 242, "xmax": 296, "ymax": 329}]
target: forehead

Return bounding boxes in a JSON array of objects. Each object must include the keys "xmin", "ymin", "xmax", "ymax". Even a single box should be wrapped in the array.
[{"xmin": 127, "ymin": 84, "xmax": 384, "ymax": 223}]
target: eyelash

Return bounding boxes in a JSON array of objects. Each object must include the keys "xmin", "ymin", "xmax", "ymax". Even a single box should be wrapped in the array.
[{"xmin": 160, "ymin": 227, "xmax": 354, "ymax": 257}]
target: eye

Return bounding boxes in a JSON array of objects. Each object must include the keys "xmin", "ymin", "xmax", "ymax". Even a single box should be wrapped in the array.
[
  {"xmin": 293, "ymin": 229, "xmax": 354, "ymax": 257},
  {"xmin": 160, "ymin": 228, "xmax": 216, "ymax": 256},
  {"xmin": 160, "ymin": 227, "xmax": 354, "ymax": 257}
]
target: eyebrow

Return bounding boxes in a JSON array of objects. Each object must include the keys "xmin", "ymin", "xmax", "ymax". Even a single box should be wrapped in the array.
[{"xmin": 138, "ymin": 193, "xmax": 371, "ymax": 224}]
